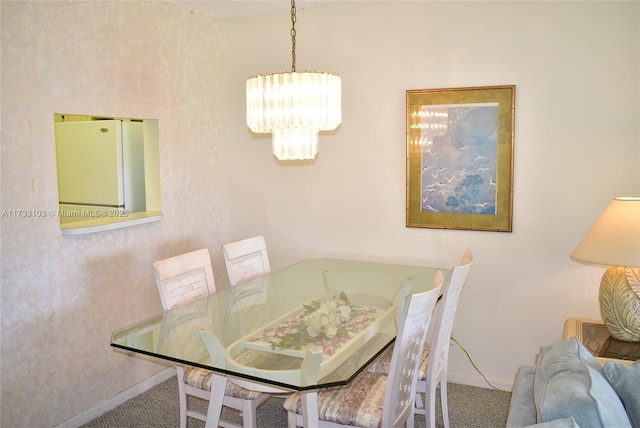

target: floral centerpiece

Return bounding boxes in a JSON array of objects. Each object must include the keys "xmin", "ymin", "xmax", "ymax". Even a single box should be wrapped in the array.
[{"xmin": 250, "ymin": 292, "xmax": 378, "ymax": 356}]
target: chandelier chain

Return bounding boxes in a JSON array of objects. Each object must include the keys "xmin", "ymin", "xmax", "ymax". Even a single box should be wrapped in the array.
[
  {"xmin": 245, "ymin": 0, "xmax": 341, "ymax": 160},
  {"xmin": 290, "ymin": 0, "xmax": 296, "ymax": 72}
]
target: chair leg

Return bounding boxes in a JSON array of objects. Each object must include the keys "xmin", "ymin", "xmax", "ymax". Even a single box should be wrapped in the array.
[
  {"xmin": 440, "ymin": 378, "xmax": 450, "ymax": 428},
  {"xmin": 407, "ymin": 409, "xmax": 415, "ymax": 428},
  {"xmin": 414, "ymin": 379, "xmax": 426, "ymax": 416},
  {"xmin": 425, "ymin": 384, "xmax": 437, "ymax": 428},
  {"xmin": 176, "ymin": 367, "xmax": 188, "ymax": 428},
  {"xmin": 241, "ymin": 398, "xmax": 258, "ymax": 428},
  {"xmin": 205, "ymin": 373, "xmax": 229, "ymax": 428},
  {"xmin": 415, "ymin": 393, "xmax": 423, "ymax": 409},
  {"xmin": 287, "ymin": 411, "xmax": 299, "ymax": 428}
]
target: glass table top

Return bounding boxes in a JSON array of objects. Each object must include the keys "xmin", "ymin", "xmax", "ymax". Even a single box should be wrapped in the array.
[
  {"xmin": 580, "ymin": 321, "xmax": 640, "ymax": 361},
  {"xmin": 111, "ymin": 258, "xmax": 447, "ymax": 391}
]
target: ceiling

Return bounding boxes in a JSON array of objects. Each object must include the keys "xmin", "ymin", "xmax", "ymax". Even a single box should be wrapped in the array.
[{"xmin": 170, "ymin": 0, "xmax": 344, "ymax": 19}]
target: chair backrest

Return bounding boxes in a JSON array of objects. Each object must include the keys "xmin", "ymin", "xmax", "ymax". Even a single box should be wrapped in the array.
[
  {"xmin": 382, "ymin": 270, "xmax": 444, "ymax": 428},
  {"xmin": 222, "ymin": 235, "xmax": 270, "ymax": 287},
  {"xmin": 424, "ymin": 250, "xmax": 473, "ymax": 388},
  {"xmin": 152, "ymin": 248, "xmax": 216, "ymax": 310}
]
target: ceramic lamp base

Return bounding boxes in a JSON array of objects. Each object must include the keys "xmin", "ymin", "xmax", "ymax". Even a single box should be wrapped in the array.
[{"xmin": 599, "ymin": 266, "xmax": 640, "ymax": 342}]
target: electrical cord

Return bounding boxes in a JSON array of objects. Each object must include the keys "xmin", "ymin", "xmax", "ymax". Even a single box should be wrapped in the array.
[{"xmin": 451, "ymin": 336, "xmax": 510, "ymax": 393}]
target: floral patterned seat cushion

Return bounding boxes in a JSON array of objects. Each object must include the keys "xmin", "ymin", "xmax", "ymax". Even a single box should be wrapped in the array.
[
  {"xmin": 182, "ymin": 367, "xmax": 264, "ymax": 400},
  {"xmin": 283, "ymin": 372, "xmax": 388, "ymax": 427},
  {"xmin": 367, "ymin": 342, "xmax": 431, "ymax": 380}
]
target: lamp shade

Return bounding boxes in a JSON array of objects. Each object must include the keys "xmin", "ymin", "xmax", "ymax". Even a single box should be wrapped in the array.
[{"xmin": 570, "ymin": 197, "xmax": 640, "ymax": 268}]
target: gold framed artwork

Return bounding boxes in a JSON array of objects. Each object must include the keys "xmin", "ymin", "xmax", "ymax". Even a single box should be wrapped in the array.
[{"xmin": 406, "ymin": 85, "xmax": 515, "ymax": 232}]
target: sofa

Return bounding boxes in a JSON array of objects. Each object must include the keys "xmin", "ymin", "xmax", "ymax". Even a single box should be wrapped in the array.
[{"xmin": 506, "ymin": 336, "xmax": 640, "ymax": 428}]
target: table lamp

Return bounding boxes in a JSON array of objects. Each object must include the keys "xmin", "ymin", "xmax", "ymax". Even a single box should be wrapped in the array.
[{"xmin": 570, "ymin": 197, "xmax": 640, "ymax": 342}]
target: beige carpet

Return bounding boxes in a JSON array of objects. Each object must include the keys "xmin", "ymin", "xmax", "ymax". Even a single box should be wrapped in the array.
[{"xmin": 83, "ymin": 376, "xmax": 511, "ymax": 427}]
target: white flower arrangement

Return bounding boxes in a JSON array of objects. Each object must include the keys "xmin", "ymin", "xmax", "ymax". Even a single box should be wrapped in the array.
[
  {"xmin": 251, "ymin": 292, "xmax": 378, "ymax": 355},
  {"xmin": 302, "ymin": 295, "xmax": 352, "ymax": 339}
]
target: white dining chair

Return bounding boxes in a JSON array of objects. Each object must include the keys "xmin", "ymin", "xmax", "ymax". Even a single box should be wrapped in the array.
[
  {"xmin": 152, "ymin": 248, "xmax": 271, "ymax": 428},
  {"xmin": 222, "ymin": 235, "xmax": 270, "ymax": 286},
  {"xmin": 283, "ymin": 271, "xmax": 445, "ymax": 428},
  {"xmin": 222, "ymin": 235, "xmax": 293, "ymax": 402},
  {"xmin": 367, "ymin": 250, "xmax": 474, "ymax": 428},
  {"xmin": 417, "ymin": 250, "xmax": 473, "ymax": 427}
]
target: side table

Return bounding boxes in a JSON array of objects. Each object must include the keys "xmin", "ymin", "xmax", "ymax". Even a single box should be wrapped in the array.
[{"xmin": 564, "ymin": 317, "xmax": 639, "ymax": 365}]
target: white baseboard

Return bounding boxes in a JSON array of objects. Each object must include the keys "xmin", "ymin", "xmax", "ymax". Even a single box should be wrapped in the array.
[
  {"xmin": 55, "ymin": 367, "xmax": 176, "ymax": 428},
  {"xmin": 447, "ymin": 370, "xmax": 514, "ymax": 393}
]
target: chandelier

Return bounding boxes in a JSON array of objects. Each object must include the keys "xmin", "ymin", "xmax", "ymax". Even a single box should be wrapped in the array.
[{"xmin": 246, "ymin": 0, "xmax": 341, "ymax": 161}]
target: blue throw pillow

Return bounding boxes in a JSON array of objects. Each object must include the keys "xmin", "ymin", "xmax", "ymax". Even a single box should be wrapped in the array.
[
  {"xmin": 603, "ymin": 360, "xmax": 640, "ymax": 428},
  {"xmin": 533, "ymin": 337, "xmax": 631, "ymax": 428}
]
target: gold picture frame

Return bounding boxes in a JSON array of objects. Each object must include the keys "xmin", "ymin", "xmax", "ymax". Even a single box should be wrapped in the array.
[{"xmin": 406, "ymin": 85, "xmax": 515, "ymax": 231}]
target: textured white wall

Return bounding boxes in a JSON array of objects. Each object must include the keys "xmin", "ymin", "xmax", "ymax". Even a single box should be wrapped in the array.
[
  {"xmin": 1, "ymin": 1, "xmax": 230, "ymax": 426},
  {"xmin": 222, "ymin": 0, "xmax": 640, "ymax": 388},
  {"xmin": 1, "ymin": 1, "xmax": 639, "ymax": 426}
]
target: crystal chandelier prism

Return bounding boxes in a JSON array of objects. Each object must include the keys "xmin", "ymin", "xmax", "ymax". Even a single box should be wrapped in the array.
[{"xmin": 246, "ymin": 0, "xmax": 341, "ymax": 161}]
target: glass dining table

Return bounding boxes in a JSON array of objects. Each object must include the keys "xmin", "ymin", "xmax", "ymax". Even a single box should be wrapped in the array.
[{"xmin": 111, "ymin": 258, "xmax": 448, "ymax": 427}]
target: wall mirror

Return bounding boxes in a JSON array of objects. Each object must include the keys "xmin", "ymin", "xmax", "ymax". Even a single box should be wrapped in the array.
[{"xmin": 54, "ymin": 113, "xmax": 162, "ymax": 235}]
